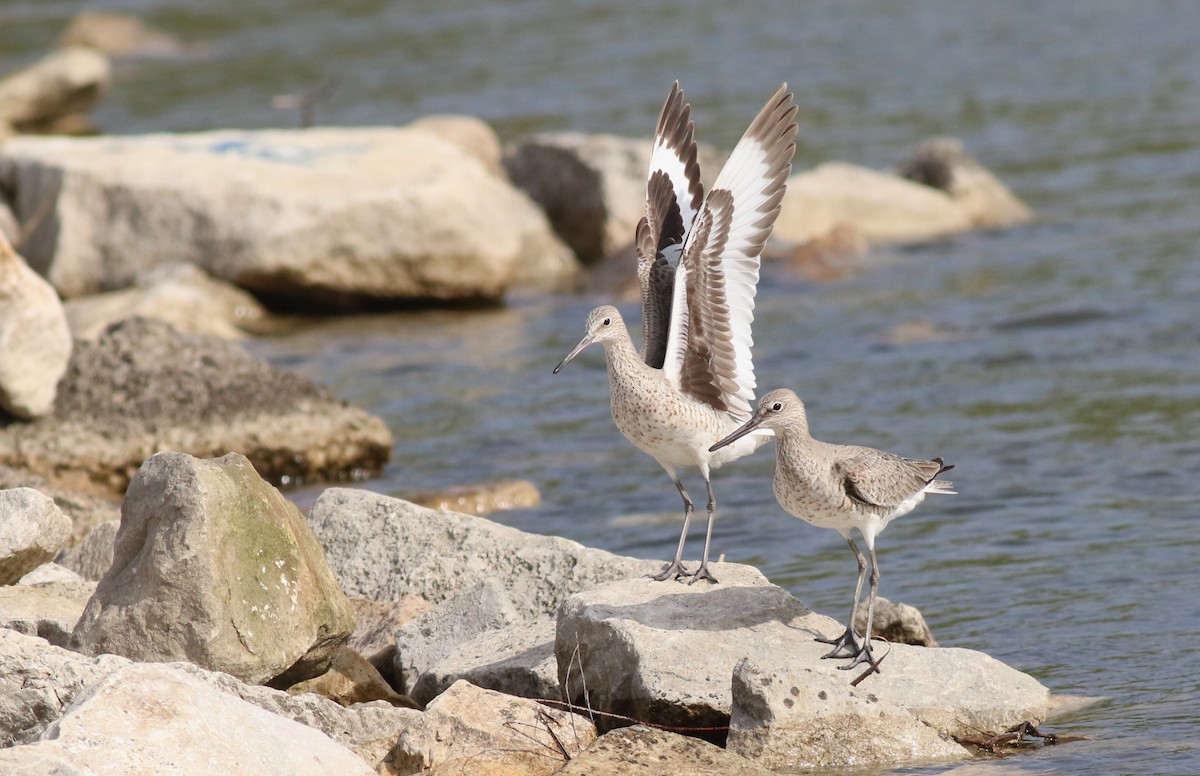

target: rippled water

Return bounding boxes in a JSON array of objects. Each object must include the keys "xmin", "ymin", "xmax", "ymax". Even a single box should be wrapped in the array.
[{"xmin": 6, "ymin": 2, "xmax": 1200, "ymax": 773}]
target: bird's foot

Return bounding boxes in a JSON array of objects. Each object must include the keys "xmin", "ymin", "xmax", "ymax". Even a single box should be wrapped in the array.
[
  {"xmin": 816, "ymin": 627, "xmax": 861, "ymax": 660},
  {"xmin": 685, "ymin": 562, "xmax": 719, "ymax": 585},
  {"xmin": 838, "ymin": 641, "xmax": 880, "ymax": 672},
  {"xmin": 648, "ymin": 559, "xmax": 691, "ymax": 582}
]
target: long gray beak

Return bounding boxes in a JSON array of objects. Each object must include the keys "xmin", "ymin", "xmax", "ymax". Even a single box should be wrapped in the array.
[
  {"xmin": 553, "ymin": 333, "xmax": 595, "ymax": 374},
  {"xmin": 709, "ymin": 414, "xmax": 765, "ymax": 452}
]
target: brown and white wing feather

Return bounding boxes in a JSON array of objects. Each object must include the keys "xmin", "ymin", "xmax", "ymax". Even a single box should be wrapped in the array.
[
  {"xmin": 639, "ymin": 82, "xmax": 703, "ymax": 368},
  {"xmin": 663, "ymin": 83, "xmax": 797, "ymax": 420}
]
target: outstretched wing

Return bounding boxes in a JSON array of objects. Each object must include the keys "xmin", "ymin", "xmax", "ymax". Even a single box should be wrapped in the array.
[
  {"xmin": 638, "ymin": 81, "xmax": 703, "ymax": 369},
  {"xmin": 662, "ymin": 83, "xmax": 797, "ymax": 420}
]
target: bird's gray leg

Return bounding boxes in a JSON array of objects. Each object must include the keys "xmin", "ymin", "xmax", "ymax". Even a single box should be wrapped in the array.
[
  {"xmin": 841, "ymin": 544, "xmax": 881, "ymax": 670},
  {"xmin": 818, "ymin": 536, "xmax": 865, "ymax": 659},
  {"xmin": 686, "ymin": 476, "xmax": 720, "ymax": 585},
  {"xmin": 649, "ymin": 476, "xmax": 693, "ymax": 581}
]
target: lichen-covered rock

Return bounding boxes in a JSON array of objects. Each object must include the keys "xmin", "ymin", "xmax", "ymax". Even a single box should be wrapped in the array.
[
  {"xmin": 0, "ymin": 488, "xmax": 72, "ymax": 585},
  {"xmin": 0, "ymin": 317, "xmax": 392, "ymax": 495},
  {"xmin": 71, "ymin": 451, "xmax": 356, "ymax": 686},
  {"xmin": 0, "ymin": 237, "xmax": 72, "ymax": 420}
]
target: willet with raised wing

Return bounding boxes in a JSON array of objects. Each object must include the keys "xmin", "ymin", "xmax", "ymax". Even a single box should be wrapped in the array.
[
  {"xmin": 710, "ymin": 388, "xmax": 955, "ymax": 669},
  {"xmin": 554, "ymin": 82, "xmax": 797, "ymax": 584}
]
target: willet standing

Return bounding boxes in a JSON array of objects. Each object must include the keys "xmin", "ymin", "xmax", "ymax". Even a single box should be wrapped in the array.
[
  {"xmin": 710, "ymin": 389, "xmax": 955, "ymax": 668},
  {"xmin": 554, "ymin": 82, "xmax": 797, "ymax": 584}
]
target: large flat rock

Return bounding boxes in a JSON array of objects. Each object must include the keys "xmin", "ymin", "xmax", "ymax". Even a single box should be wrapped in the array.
[
  {"xmin": 0, "ymin": 126, "xmax": 574, "ymax": 305},
  {"xmin": 307, "ymin": 488, "xmax": 661, "ymax": 620},
  {"xmin": 556, "ymin": 563, "xmax": 1049, "ymax": 765}
]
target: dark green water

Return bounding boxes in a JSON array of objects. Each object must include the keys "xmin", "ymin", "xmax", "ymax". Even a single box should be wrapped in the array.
[{"xmin": 5, "ymin": 2, "xmax": 1199, "ymax": 773}]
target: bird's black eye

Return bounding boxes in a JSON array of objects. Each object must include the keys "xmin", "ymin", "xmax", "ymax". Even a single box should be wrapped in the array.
[
  {"xmin": 602, "ymin": 317, "xmax": 612, "ymax": 326},
  {"xmin": 771, "ymin": 402, "xmax": 783, "ymax": 412}
]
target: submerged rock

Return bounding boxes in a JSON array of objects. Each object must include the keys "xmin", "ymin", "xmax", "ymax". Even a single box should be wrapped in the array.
[
  {"xmin": 71, "ymin": 451, "xmax": 356, "ymax": 686},
  {"xmin": 0, "ymin": 127, "xmax": 574, "ymax": 305},
  {"xmin": 0, "ymin": 317, "xmax": 392, "ymax": 495}
]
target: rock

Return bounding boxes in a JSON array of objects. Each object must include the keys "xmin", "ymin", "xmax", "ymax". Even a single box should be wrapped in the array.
[
  {"xmin": 0, "ymin": 577, "xmax": 95, "ymax": 647},
  {"xmin": 0, "ymin": 488, "xmax": 72, "ymax": 584},
  {"xmin": 853, "ymin": 596, "xmax": 939, "ymax": 647},
  {"xmin": 727, "ymin": 657, "xmax": 969, "ymax": 769},
  {"xmin": 347, "ymin": 595, "xmax": 434, "ymax": 689},
  {"xmin": 0, "ymin": 47, "xmax": 110, "ymax": 134},
  {"xmin": 71, "ymin": 451, "xmax": 356, "ymax": 687},
  {"xmin": 0, "ymin": 317, "xmax": 393, "ymax": 495},
  {"xmin": 0, "ymin": 628, "xmax": 417, "ymax": 768},
  {"xmin": 408, "ymin": 114, "xmax": 504, "ymax": 177},
  {"xmin": 55, "ymin": 519, "xmax": 118, "ymax": 581},
  {"xmin": 59, "ymin": 10, "xmax": 191, "ymax": 58},
  {"xmin": 389, "ymin": 679, "xmax": 596, "ymax": 775},
  {"xmin": 0, "ymin": 464, "xmax": 120, "ymax": 545},
  {"xmin": 396, "ymin": 578, "xmax": 521, "ymax": 694},
  {"xmin": 408, "ymin": 478, "xmax": 541, "ymax": 516},
  {"xmin": 503, "ymin": 132, "xmax": 723, "ymax": 264},
  {"xmin": 0, "ymin": 236, "xmax": 72, "ymax": 420},
  {"xmin": 0, "ymin": 629, "xmax": 130, "ymax": 747},
  {"xmin": 25, "ymin": 663, "xmax": 376, "ymax": 776},
  {"xmin": 308, "ymin": 488, "xmax": 661, "ymax": 620},
  {"xmin": 169, "ymin": 660, "xmax": 419, "ymax": 769},
  {"xmin": 0, "ymin": 127, "xmax": 575, "ymax": 304},
  {"xmin": 774, "ymin": 162, "xmax": 973, "ymax": 246},
  {"xmin": 556, "ymin": 564, "xmax": 1049, "ymax": 744},
  {"xmin": 16, "ymin": 562, "xmax": 83, "ymax": 585},
  {"xmin": 771, "ymin": 222, "xmax": 870, "ymax": 282},
  {"xmin": 556, "ymin": 563, "xmax": 828, "ymax": 734},
  {"xmin": 286, "ymin": 645, "xmax": 418, "ymax": 708},
  {"xmin": 0, "ymin": 745, "xmax": 86, "ymax": 774},
  {"xmin": 411, "ymin": 619, "xmax": 558, "ymax": 707},
  {"xmin": 558, "ymin": 725, "xmax": 777, "ymax": 776},
  {"xmin": 64, "ymin": 262, "xmax": 268, "ymax": 341},
  {"xmin": 896, "ymin": 137, "xmax": 1032, "ymax": 228}
]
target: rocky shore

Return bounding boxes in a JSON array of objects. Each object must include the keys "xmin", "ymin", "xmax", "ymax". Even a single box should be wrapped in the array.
[{"xmin": 2, "ymin": 456, "xmax": 1058, "ymax": 774}]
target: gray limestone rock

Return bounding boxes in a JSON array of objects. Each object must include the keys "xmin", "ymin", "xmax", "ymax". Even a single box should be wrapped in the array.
[
  {"xmin": 0, "ymin": 488, "xmax": 72, "ymax": 585},
  {"xmin": 727, "ymin": 657, "xmax": 969, "ymax": 769},
  {"xmin": 55, "ymin": 519, "xmax": 118, "ymax": 581},
  {"xmin": 0, "ymin": 317, "xmax": 392, "ymax": 495},
  {"xmin": 307, "ymin": 487, "xmax": 662, "ymax": 621},
  {"xmin": 556, "ymin": 564, "xmax": 1050, "ymax": 744},
  {"xmin": 558, "ymin": 725, "xmax": 777, "ymax": 776},
  {"xmin": 0, "ymin": 238, "xmax": 72, "ymax": 420},
  {"xmin": 411, "ymin": 619, "xmax": 559, "ymax": 707}
]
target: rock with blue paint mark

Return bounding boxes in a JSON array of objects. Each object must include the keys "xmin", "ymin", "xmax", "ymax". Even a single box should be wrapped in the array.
[{"xmin": 0, "ymin": 126, "xmax": 576, "ymax": 307}]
